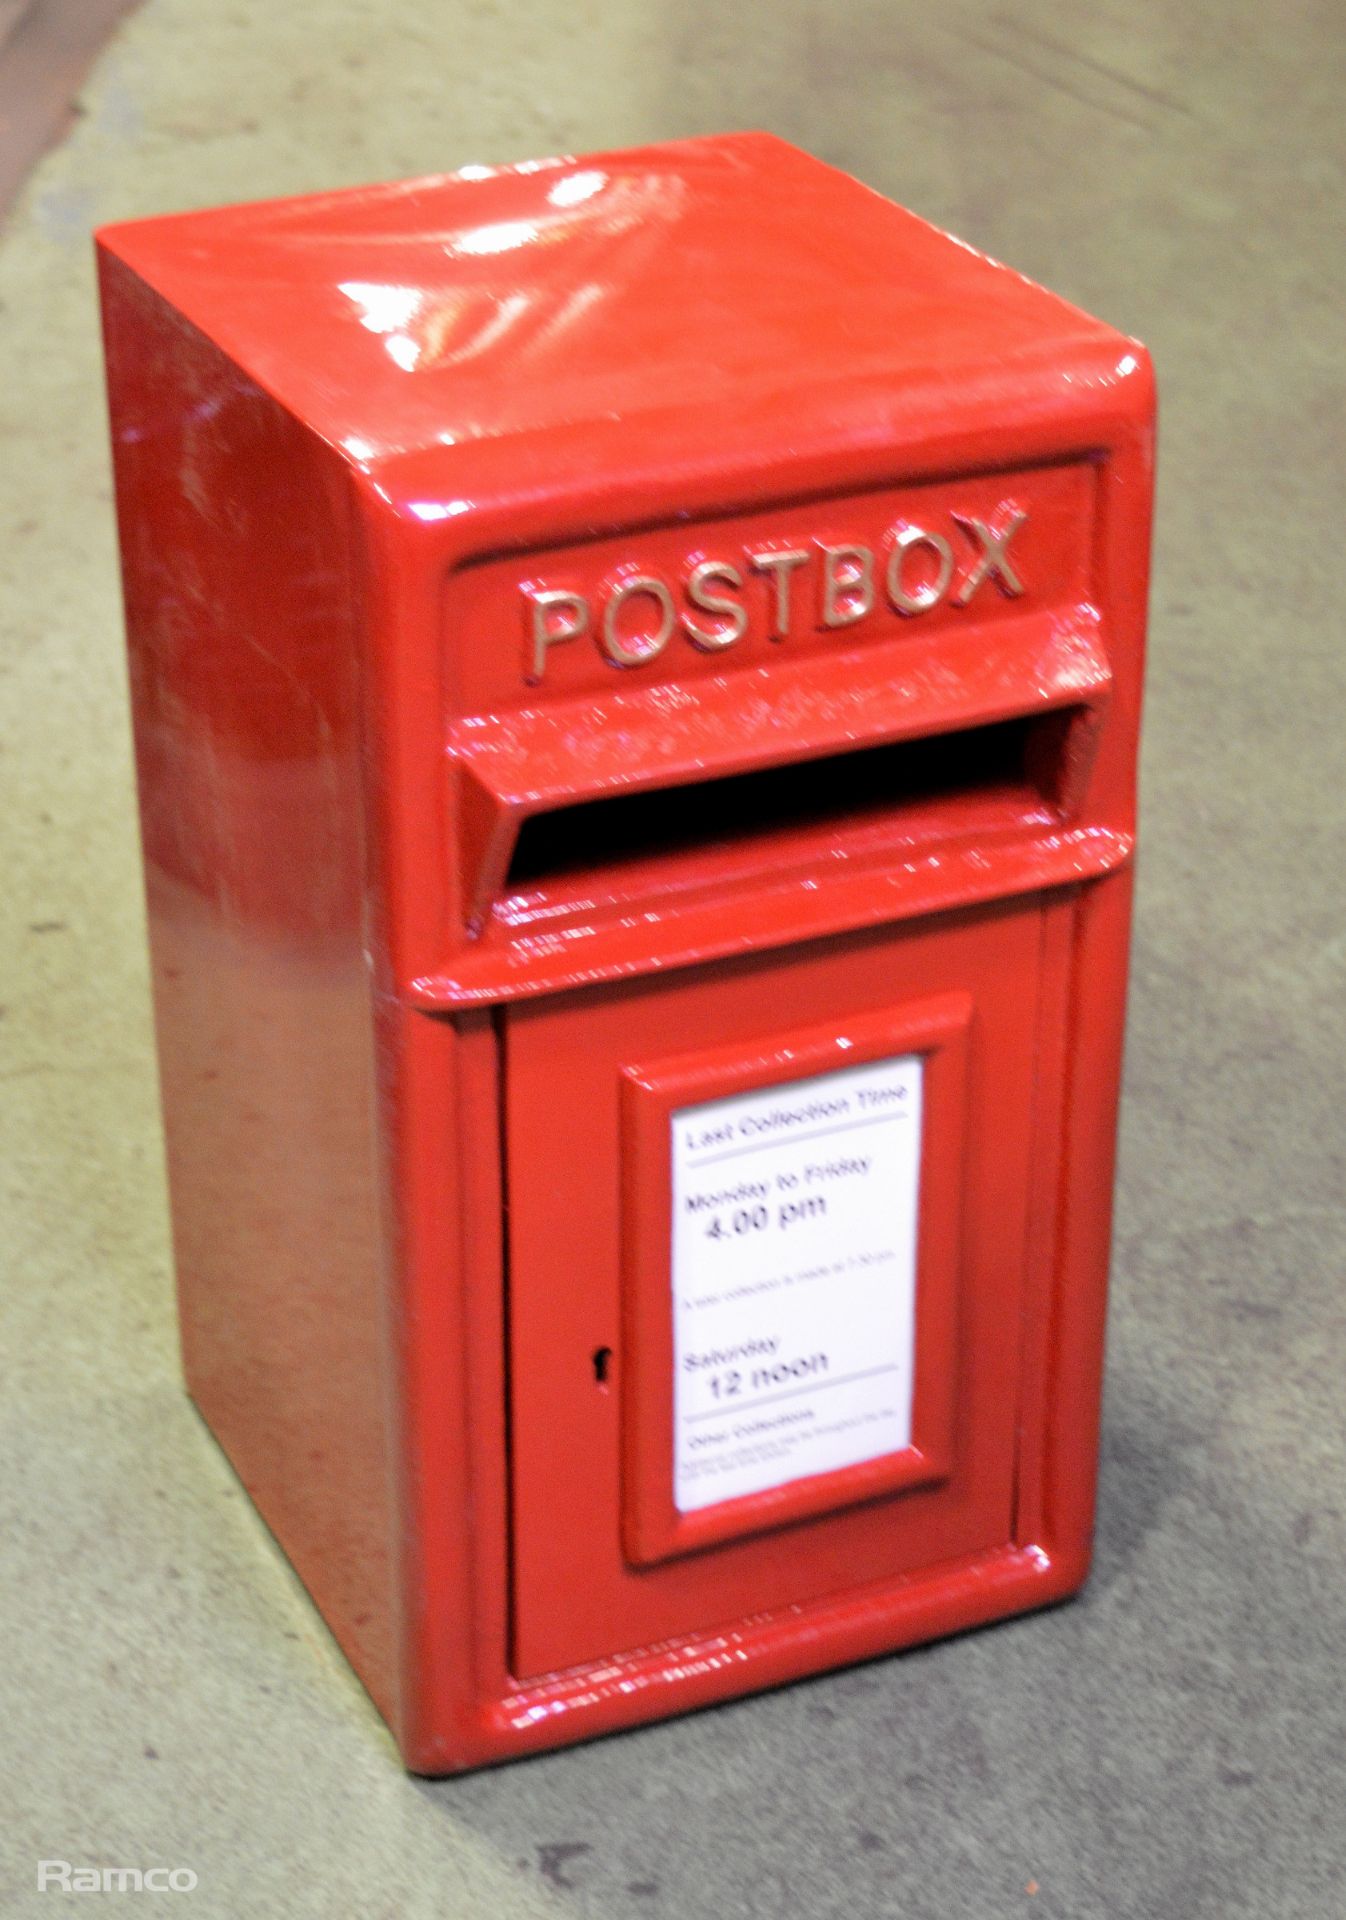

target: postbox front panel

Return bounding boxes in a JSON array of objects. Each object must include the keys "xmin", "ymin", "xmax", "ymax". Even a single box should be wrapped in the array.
[{"xmin": 505, "ymin": 896, "xmax": 1052, "ymax": 1680}]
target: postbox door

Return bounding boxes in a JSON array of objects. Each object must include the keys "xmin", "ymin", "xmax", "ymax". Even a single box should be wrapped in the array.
[{"xmin": 504, "ymin": 898, "xmax": 1050, "ymax": 1680}]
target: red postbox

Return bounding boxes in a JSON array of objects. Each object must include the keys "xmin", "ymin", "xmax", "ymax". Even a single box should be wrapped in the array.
[{"xmin": 98, "ymin": 133, "xmax": 1154, "ymax": 1772}]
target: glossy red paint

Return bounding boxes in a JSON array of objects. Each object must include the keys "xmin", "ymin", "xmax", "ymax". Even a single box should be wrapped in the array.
[{"xmin": 98, "ymin": 132, "xmax": 1154, "ymax": 1772}]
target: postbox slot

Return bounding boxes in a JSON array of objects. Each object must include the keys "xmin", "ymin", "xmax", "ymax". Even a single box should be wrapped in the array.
[{"xmin": 505, "ymin": 708, "xmax": 1081, "ymax": 892}]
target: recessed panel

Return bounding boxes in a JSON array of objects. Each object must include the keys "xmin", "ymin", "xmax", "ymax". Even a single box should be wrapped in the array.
[{"xmin": 505, "ymin": 903, "xmax": 1045, "ymax": 1680}]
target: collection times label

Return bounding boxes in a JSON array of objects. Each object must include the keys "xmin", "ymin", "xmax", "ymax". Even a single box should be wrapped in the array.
[{"xmin": 671, "ymin": 1052, "xmax": 922, "ymax": 1511}]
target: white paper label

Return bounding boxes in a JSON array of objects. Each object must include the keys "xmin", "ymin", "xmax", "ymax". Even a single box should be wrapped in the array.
[{"xmin": 671, "ymin": 1051, "xmax": 922, "ymax": 1512}]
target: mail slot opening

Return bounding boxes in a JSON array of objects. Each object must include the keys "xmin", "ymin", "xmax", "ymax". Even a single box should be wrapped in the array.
[{"xmin": 505, "ymin": 706, "xmax": 1089, "ymax": 892}]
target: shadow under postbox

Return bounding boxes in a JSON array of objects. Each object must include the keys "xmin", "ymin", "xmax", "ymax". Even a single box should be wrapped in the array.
[{"xmin": 99, "ymin": 133, "xmax": 1154, "ymax": 1771}]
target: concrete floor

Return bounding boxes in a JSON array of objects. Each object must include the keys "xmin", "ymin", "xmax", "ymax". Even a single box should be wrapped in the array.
[{"xmin": 2, "ymin": 0, "xmax": 1344, "ymax": 1915}]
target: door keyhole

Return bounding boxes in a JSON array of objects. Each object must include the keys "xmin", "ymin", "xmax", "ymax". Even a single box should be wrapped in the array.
[{"xmin": 592, "ymin": 1345, "xmax": 613, "ymax": 1388}]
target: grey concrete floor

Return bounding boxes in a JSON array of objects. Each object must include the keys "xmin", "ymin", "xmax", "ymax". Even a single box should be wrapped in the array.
[{"xmin": 2, "ymin": 1, "xmax": 1344, "ymax": 1916}]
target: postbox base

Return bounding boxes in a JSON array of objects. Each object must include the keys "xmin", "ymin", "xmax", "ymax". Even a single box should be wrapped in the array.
[{"xmin": 398, "ymin": 1540, "xmax": 1089, "ymax": 1774}]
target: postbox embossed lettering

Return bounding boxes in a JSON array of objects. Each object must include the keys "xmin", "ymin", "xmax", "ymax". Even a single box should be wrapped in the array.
[{"xmin": 523, "ymin": 504, "xmax": 1027, "ymax": 681}]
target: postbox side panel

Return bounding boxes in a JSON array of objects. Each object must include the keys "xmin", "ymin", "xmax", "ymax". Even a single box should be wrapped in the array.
[
  {"xmin": 506, "ymin": 899, "xmax": 1046, "ymax": 1679},
  {"xmin": 100, "ymin": 254, "xmax": 397, "ymax": 1720}
]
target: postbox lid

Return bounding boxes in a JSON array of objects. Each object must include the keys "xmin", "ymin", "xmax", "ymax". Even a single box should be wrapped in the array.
[
  {"xmin": 99, "ymin": 133, "xmax": 1152, "ymax": 1008},
  {"xmin": 97, "ymin": 132, "xmax": 1133, "ymax": 498}
]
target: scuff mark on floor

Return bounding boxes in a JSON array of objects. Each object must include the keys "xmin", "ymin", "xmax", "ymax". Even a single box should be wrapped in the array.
[{"xmin": 0, "ymin": 0, "xmax": 145, "ymax": 227}]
